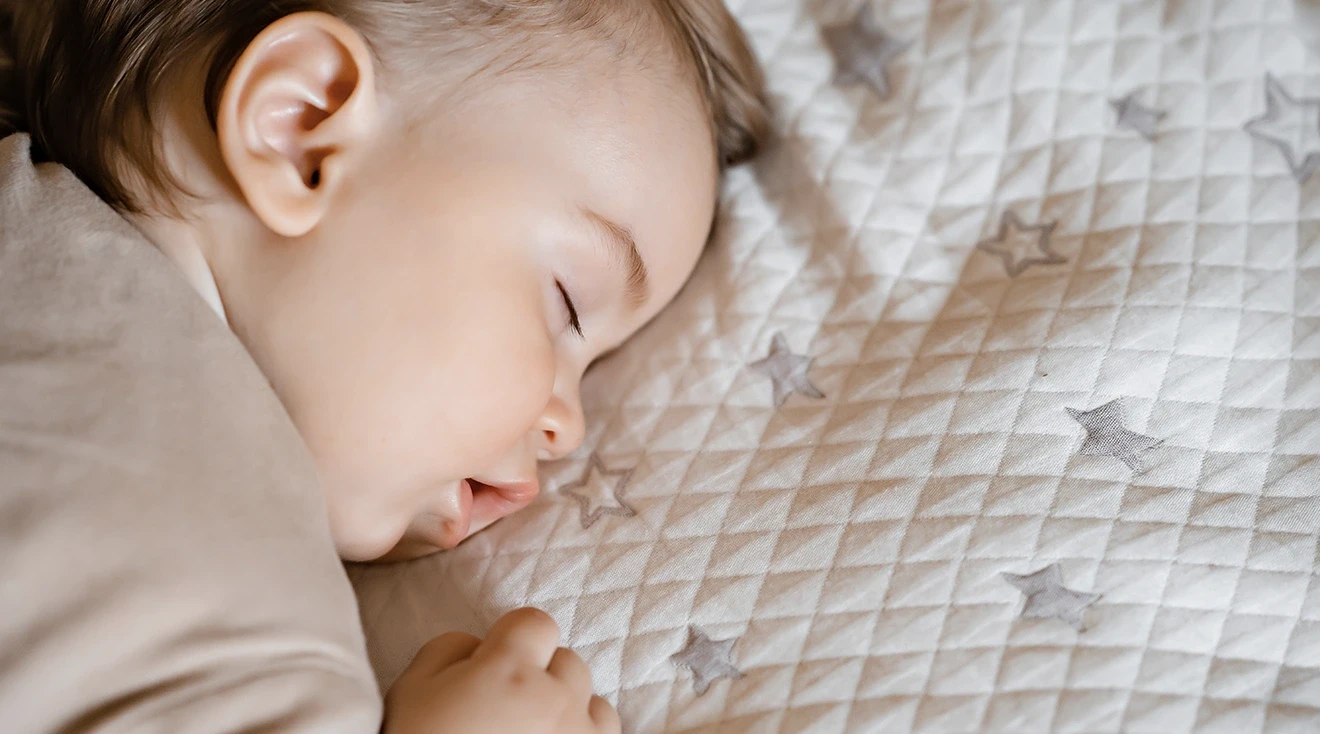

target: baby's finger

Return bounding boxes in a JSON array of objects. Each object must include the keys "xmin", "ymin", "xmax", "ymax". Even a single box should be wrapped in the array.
[
  {"xmin": 407, "ymin": 631, "xmax": 482, "ymax": 677},
  {"xmin": 589, "ymin": 695, "xmax": 621, "ymax": 734},
  {"xmin": 547, "ymin": 646, "xmax": 592, "ymax": 696},
  {"xmin": 477, "ymin": 607, "xmax": 561, "ymax": 669}
]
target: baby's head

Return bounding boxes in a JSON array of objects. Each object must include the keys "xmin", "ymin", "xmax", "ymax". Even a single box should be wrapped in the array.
[{"xmin": 2, "ymin": 1, "xmax": 768, "ymax": 560}]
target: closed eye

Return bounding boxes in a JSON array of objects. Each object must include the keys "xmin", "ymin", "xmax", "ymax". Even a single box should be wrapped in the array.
[{"xmin": 557, "ymin": 281, "xmax": 584, "ymax": 338}]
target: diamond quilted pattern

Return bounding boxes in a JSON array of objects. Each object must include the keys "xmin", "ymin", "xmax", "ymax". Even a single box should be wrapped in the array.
[{"xmin": 350, "ymin": 0, "xmax": 1320, "ymax": 731}]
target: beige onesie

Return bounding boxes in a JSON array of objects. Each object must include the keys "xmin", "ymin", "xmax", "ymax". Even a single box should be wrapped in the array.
[{"xmin": 0, "ymin": 133, "xmax": 382, "ymax": 732}]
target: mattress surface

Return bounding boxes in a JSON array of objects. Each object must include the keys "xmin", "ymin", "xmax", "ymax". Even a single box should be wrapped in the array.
[{"xmin": 350, "ymin": 1, "xmax": 1320, "ymax": 730}]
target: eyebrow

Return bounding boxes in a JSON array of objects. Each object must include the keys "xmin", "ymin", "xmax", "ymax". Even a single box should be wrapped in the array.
[{"xmin": 582, "ymin": 207, "xmax": 649, "ymax": 309}]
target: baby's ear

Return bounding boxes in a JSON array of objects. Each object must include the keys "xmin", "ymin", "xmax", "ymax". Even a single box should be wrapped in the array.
[{"xmin": 215, "ymin": 12, "xmax": 379, "ymax": 237}]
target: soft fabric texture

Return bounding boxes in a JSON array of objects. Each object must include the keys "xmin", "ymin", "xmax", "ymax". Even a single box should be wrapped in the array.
[
  {"xmin": 0, "ymin": 134, "xmax": 381, "ymax": 732},
  {"xmin": 352, "ymin": 1, "xmax": 1320, "ymax": 732}
]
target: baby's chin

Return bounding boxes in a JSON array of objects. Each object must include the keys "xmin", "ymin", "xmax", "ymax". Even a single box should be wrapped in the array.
[
  {"xmin": 331, "ymin": 477, "xmax": 477, "ymax": 562},
  {"xmin": 363, "ymin": 490, "xmax": 513, "ymax": 563},
  {"xmin": 334, "ymin": 526, "xmax": 416, "ymax": 564},
  {"xmin": 338, "ymin": 523, "xmax": 454, "ymax": 564},
  {"xmin": 370, "ymin": 489, "xmax": 519, "ymax": 563}
]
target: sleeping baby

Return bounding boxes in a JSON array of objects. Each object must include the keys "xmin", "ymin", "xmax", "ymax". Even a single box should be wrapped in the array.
[{"xmin": 0, "ymin": 1, "xmax": 765, "ymax": 732}]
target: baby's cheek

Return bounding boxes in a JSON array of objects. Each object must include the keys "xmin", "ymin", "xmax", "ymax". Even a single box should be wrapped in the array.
[{"xmin": 439, "ymin": 333, "xmax": 557, "ymax": 466}]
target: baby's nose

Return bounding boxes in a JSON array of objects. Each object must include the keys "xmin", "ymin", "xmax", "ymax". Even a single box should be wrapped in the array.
[{"xmin": 535, "ymin": 393, "xmax": 585, "ymax": 461}]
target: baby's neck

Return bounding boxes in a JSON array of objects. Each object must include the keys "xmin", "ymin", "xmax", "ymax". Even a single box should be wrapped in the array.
[
  {"xmin": 117, "ymin": 91, "xmax": 243, "ymax": 325},
  {"xmin": 126, "ymin": 210, "xmax": 228, "ymax": 324},
  {"xmin": 118, "ymin": 105, "xmax": 240, "ymax": 325}
]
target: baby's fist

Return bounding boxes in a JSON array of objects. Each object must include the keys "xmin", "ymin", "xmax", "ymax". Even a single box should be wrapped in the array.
[{"xmin": 383, "ymin": 608, "xmax": 620, "ymax": 734}]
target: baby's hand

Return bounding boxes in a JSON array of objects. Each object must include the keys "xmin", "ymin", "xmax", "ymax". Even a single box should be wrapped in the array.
[{"xmin": 383, "ymin": 608, "xmax": 620, "ymax": 734}]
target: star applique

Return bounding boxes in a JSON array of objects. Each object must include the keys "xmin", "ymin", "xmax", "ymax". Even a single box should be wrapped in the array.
[
  {"xmin": 749, "ymin": 332, "xmax": 826, "ymax": 408},
  {"xmin": 560, "ymin": 454, "xmax": 635, "ymax": 529},
  {"xmin": 1002, "ymin": 563, "xmax": 1101, "ymax": 632},
  {"xmin": 822, "ymin": 6, "xmax": 910, "ymax": 99},
  {"xmin": 976, "ymin": 211, "xmax": 1067, "ymax": 277},
  {"xmin": 1110, "ymin": 92, "xmax": 1165, "ymax": 141},
  {"xmin": 1066, "ymin": 399, "xmax": 1163, "ymax": 475},
  {"xmin": 670, "ymin": 627, "xmax": 744, "ymax": 696},
  {"xmin": 1244, "ymin": 73, "xmax": 1320, "ymax": 183}
]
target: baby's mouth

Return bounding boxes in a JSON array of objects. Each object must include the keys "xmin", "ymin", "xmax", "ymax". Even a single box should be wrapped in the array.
[
  {"xmin": 463, "ymin": 476, "xmax": 541, "ymax": 538},
  {"xmin": 386, "ymin": 476, "xmax": 541, "ymax": 558},
  {"xmin": 467, "ymin": 478, "xmax": 496, "ymax": 494},
  {"xmin": 464, "ymin": 478, "xmax": 491, "ymax": 528}
]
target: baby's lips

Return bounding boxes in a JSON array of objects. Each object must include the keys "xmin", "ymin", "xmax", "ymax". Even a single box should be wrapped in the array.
[
  {"xmin": 492, "ymin": 478, "xmax": 541, "ymax": 506},
  {"xmin": 465, "ymin": 477, "xmax": 541, "ymax": 536}
]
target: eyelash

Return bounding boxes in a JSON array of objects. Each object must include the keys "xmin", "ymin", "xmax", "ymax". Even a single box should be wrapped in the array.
[{"xmin": 556, "ymin": 281, "xmax": 584, "ymax": 338}]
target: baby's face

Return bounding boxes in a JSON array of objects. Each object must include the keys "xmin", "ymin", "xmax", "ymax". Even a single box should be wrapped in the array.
[{"xmin": 240, "ymin": 68, "xmax": 718, "ymax": 561}]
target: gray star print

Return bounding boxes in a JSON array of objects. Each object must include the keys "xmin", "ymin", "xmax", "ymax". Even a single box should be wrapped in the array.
[
  {"xmin": 1002, "ymin": 564, "xmax": 1101, "ymax": 632},
  {"xmin": 750, "ymin": 333, "xmax": 825, "ymax": 408},
  {"xmin": 976, "ymin": 211, "xmax": 1066, "ymax": 277},
  {"xmin": 1066, "ymin": 399, "xmax": 1163, "ymax": 474},
  {"xmin": 670, "ymin": 627, "xmax": 744, "ymax": 696},
  {"xmin": 560, "ymin": 454, "xmax": 635, "ymax": 529},
  {"xmin": 1110, "ymin": 92, "xmax": 1165, "ymax": 141},
  {"xmin": 822, "ymin": 7, "xmax": 910, "ymax": 99},
  {"xmin": 1244, "ymin": 73, "xmax": 1320, "ymax": 183}
]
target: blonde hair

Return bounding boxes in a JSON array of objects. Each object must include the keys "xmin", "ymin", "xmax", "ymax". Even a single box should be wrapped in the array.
[{"xmin": 0, "ymin": 1, "xmax": 769, "ymax": 213}]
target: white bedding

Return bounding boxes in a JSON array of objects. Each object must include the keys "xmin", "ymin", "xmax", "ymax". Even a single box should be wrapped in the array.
[{"xmin": 350, "ymin": 1, "xmax": 1320, "ymax": 730}]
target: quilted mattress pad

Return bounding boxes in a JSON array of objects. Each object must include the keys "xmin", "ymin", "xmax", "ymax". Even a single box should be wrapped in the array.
[{"xmin": 350, "ymin": 0, "xmax": 1320, "ymax": 731}]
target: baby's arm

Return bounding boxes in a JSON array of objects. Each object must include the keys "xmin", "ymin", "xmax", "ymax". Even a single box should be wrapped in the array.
[{"xmin": 385, "ymin": 609, "xmax": 620, "ymax": 734}]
